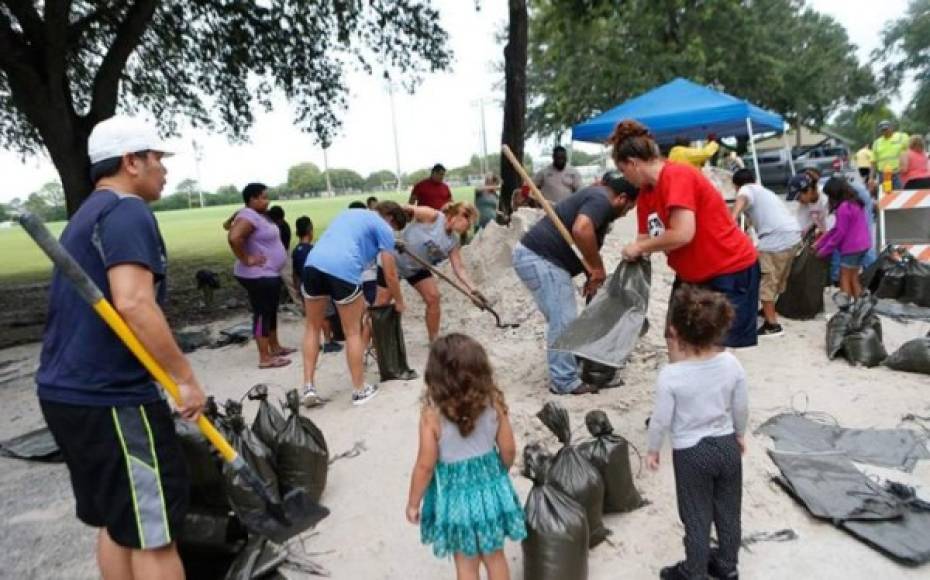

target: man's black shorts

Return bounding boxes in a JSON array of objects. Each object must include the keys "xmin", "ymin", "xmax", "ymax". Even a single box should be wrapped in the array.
[
  {"xmin": 302, "ymin": 266, "xmax": 362, "ymax": 304},
  {"xmin": 40, "ymin": 399, "xmax": 189, "ymax": 550},
  {"xmin": 376, "ymin": 266, "xmax": 432, "ymax": 288}
]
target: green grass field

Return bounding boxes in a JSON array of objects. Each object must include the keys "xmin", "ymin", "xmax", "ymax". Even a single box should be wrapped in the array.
[{"xmin": 0, "ymin": 187, "xmax": 474, "ymax": 282}]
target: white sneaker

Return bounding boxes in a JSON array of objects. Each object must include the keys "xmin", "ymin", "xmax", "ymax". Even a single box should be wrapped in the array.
[
  {"xmin": 351, "ymin": 383, "xmax": 380, "ymax": 406},
  {"xmin": 301, "ymin": 384, "xmax": 323, "ymax": 408}
]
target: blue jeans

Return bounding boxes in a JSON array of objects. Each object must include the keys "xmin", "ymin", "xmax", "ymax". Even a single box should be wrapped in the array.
[{"xmin": 512, "ymin": 244, "xmax": 581, "ymax": 394}]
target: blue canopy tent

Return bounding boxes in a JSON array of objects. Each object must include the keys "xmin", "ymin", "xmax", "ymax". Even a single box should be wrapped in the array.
[{"xmin": 571, "ymin": 78, "xmax": 789, "ymax": 180}]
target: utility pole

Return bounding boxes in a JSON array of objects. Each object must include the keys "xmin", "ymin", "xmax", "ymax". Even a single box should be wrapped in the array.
[
  {"xmin": 192, "ymin": 138, "xmax": 205, "ymax": 208},
  {"xmin": 387, "ymin": 81, "xmax": 403, "ymax": 191},
  {"xmin": 470, "ymin": 98, "xmax": 491, "ymax": 176},
  {"xmin": 322, "ymin": 146, "xmax": 334, "ymax": 198}
]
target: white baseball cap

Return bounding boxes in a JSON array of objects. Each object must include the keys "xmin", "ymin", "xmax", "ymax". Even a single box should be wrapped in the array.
[{"xmin": 87, "ymin": 115, "xmax": 173, "ymax": 164}]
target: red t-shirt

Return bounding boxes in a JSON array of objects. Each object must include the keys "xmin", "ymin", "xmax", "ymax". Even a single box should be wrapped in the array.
[
  {"xmin": 411, "ymin": 179, "xmax": 452, "ymax": 210},
  {"xmin": 637, "ymin": 162, "xmax": 757, "ymax": 283}
]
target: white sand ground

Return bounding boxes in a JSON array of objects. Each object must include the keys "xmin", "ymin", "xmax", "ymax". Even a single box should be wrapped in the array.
[{"xmin": 1, "ymin": 209, "xmax": 929, "ymax": 579}]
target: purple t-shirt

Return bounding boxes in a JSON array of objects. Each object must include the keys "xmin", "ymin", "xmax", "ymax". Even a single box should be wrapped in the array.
[{"xmin": 232, "ymin": 207, "xmax": 287, "ymax": 278}]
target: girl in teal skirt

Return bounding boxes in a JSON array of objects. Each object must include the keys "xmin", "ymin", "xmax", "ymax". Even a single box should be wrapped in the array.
[{"xmin": 406, "ymin": 333, "xmax": 527, "ymax": 580}]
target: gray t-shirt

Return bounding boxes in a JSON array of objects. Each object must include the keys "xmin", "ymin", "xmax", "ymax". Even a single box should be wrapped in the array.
[
  {"xmin": 534, "ymin": 164, "xmax": 583, "ymax": 203},
  {"xmin": 395, "ymin": 213, "xmax": 460, "ymax": 279},
  {"xmin": 647, "ymin": 352, "xmax": 749, "ymax": 451},
  {"xmin": 438, "ymin": 405, "xmax": 499, "ymax": 464},
  {"xmin": 737, "ymin": 184, "xmax": 801, "ymax": 253}
]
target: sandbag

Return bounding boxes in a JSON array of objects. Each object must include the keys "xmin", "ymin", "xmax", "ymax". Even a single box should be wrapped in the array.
[
  {"xmin": 862, "ymin": 246, "xmax": 906, "ymax": 298},
  {"xmin": 578, "ymin": 358, "xmax": 618, "ymax": 389},
  {"xmin": 220, "ymin": 400, "xmax": 281, "ymax": 522},
  {"xmin": 368, "ymin": 304, "xmax": 418, "ymax": 382},
  {"xmin": 248, "ymin": 384, "xmax": 285, "ymax": 452},
  {"xmin": 522, "ymin": 443, "xmax": 589, "ymax": 580},
  {"xmin": 576, "ymin": 411, "xmax": 644, "ymax": 514},
  {"xmin": 275, "ymin": 389, "xmax": 329, "ymax": 502},
  {"xmin": 536, "ymin": 402, "xmax": 608, "ymax": 547},
  {"xmin": 175, "ymin": 416, "xmax": 230, "ymax": 511},
  {"xmin": 884, "ymin": 338, "xmax": 930, "ymax": 375},
  {"xmin": 776, "ymin": 240, "xmax": 828, "ymax": 320},
  {"xmin": 904, "ymin": 260, "xmax": 930, "ymax": 307},
  {"xmin": 843, "ymin": 296, "xmax": 887, "ymax": 367},
  {"xmin": 224, "ymin": 536, "xmax": 288, "ymax": 580},
  {"xmin": 826, "ymin": 310, "xmax": 852, "ymax": 360},
  {"xmin": 553, "ymin": 260, "xmax": 650, "ymax": 368},
  {"xmin": 875, "ymin": 263, "xmax": 907, "ymax": 299}
]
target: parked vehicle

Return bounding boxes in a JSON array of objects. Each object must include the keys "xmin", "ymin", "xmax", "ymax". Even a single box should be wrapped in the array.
[{"xmin": 743, "ymin": 140, "xmax": 850, "ymax": 192}]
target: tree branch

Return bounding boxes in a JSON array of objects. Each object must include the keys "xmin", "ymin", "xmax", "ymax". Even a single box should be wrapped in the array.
[
  {"xmin": 89, "ymin": 0, "xmax": 158, "ymax": 122},
  {"xmin": 43, "ymin": 0, "xmax": 72, "ymax": 85},
  {"xmin": 3, "ymin": 0, "xmax": 44, "ymax": 44}
]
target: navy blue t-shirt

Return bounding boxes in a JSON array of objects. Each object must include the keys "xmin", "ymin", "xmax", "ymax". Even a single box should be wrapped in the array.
[
  {"xmin": 37, "ymin": 190, "xmax": 167, "ymax": 406},
  {"xmin": 292, "ymin": 242, "xmax": 313, "ymax": 278}
]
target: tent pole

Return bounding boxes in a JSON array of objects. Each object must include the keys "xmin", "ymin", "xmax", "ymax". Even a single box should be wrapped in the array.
[
  {"xmin": 783, "ymin": 132, "xmax": 796, "ymax": 176},
  {"xmin": 746, "ymin": 117, "xmax": 761, "ymax": 183}
]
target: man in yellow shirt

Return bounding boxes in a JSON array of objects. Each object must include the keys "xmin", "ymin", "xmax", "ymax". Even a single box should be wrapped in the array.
[
  {"xmin": 854, "ymin": 144, "xmax": 873, "ymax": 181},
  {"xmin": 872, "ymin": 120, "xmax": 909, "ymax": 189},
  {"xmin": 668, "ymin": 134, "xmax": 720, "ymax": 167}
]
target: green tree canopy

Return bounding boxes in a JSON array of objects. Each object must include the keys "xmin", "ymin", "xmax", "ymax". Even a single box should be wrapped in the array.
[
  {"xmin": 327, "ymin": 168, "xmax": 364, "ymax": 191},
  {"xmin": 878, "ymin": 0, "xmax": 930, "ymax": 128},
  {"xmin": 0, "ymin": 1, "xmax": 452, "ymax": 214},
  {"xmin": 829, "ymin": 101, "xmax": 900, "ymax": 149},
  {"xmin": 365, "ymin": 170, "xmax": 398, "ymax": 190},
  {"xmin": 287, "ymin": 162, "xmax": 325, "ymax": 195},
  {"xmin": 526, "ymin": 0, "xmax": 875, "ymax": 139}
]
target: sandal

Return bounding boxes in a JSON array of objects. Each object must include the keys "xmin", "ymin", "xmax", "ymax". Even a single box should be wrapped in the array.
[
  {"xmin": 273, "ymin": 346, "xmax": 298, "ymax": 356},
  {"xmin": 258, "ymin": 357, "xmax": 292, "ymax": 369}
]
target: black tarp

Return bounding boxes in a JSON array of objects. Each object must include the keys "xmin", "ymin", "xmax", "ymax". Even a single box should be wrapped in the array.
[
  {"xmin": 757, "ymin": 414, "xmax": 930, "ymax": 472},
  {"xmin": 553, "ymin": 260, "xmax": 650, "ymax": 369}
]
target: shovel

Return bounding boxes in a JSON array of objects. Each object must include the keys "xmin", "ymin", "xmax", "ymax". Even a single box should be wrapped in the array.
[
  {"xmin": 395, "ymin": 242, "xmax": 519, "ymax": 329},
  {"xmin": 18, "ymin": 213, "xmax": 328, "ymax": 544}
]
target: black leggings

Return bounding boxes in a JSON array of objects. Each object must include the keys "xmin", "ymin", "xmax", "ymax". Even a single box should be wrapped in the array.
[
  {"xmin": 236, "ymin": 276, "xmax": 281, "ymax": 338},
  {"xmin": 672, "ymin": 434, "xmax": 742, "ymax": 577}
]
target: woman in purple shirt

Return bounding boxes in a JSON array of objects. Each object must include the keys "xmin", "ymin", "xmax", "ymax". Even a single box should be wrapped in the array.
[
  {"xmin": 815, "ymin": 177, "xmax": 872, "ymax": 299},
  {"xmin": 227, "ymin": 183, "xmax": 295, "ymax": 368}
]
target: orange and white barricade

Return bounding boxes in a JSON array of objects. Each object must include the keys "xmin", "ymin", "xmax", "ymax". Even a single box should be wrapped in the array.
[{"xmin": 878, "ymin": 189, "xmax": 930, "ymax": 262}]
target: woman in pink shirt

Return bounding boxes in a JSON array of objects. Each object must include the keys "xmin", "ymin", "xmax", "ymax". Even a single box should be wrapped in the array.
[
  {"xmin": 227, "ymin": 183, "xmax": 294, "ymax": 368},
  {"xmin": 900, "ymin": 135, "xmax": 930, "ymax": 188}
]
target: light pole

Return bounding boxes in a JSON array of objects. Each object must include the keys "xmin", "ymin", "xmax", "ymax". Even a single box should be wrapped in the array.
[
  {"xmin": 387, "ymin": 81, "xmax": 403, "ymax": 191},
  {"xmin": 192, "ymin": 138, "xmax": 205, "ymax": 208},
  {"xmin": 322, "ymin": 146, "xmax": 334, "ymax": 198},
  {"xmin": 471, "ymin": 98, "xmax": 491, "ymax": 176}
]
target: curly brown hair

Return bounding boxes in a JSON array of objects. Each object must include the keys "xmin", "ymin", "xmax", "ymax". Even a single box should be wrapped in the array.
[
  {"xmin": 423, "ymin": 333, "xmax": 507, "ymax": 437},
  {"xmin": 670, "ymin": 285, "xmax": 735, "ymax": 349},
  {"xmin": 607, "ymin": 119, "xmax": 660, "ymax": 164},
  {"xmin": 376, "ymin": 200, "xmax": 408, "ymax": 230}
]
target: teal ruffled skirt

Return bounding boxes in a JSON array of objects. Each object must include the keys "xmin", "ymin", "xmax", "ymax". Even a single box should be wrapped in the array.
[{"xmin": 421, "ymin": 449, "xmax": 527, "ymax": 558}]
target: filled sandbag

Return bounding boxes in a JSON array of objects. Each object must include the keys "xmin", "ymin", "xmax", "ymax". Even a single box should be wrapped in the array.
[
  {"xmin": 904, "ymin": 260, "xmax": 930, "ymax": 307},
  {"xmin": 275, "ymin": 389, "xmax": 329, "ymax": 502},
  {"xmin": 577, "ymin": 411, "xmax": 644, "ymax": 514},
  {"xmin": 536, "ymin": 402, "xmax": 608, "ymax": 547},
  {"xmin": 776, "ymin": 240, "xmax": 828, "ymax": 320},
  {"xmin": 247, "ymin": 384, "xmax": 285, "ymax": 452},
  {"xmin": 862, "ymin": 246, "xmax": 907, "ymax": 299},
  {"xmin": 174, "ymin": 416, "xmax": 229, "ymax": 512},
  {"xmin": 884, "ymin": 338, "xmax": 930, "ymax": 375},
  {"xmin": 368, "ymin": 305, "xmax": 418, "ymax": 382},
  {"xmin": 842, "ymin": 296, "xmax": 887, "ymax": 367},
  {"xmin": 522, "ymin": 443, "xmax": 589, "ymax": 580},
  {"xmin": 826, "ymin": 310, "xmax": 852, "ymax": 360},
  {"xmin": 220, "ymin": 400, "xmax": 281, "ymax": 523}
]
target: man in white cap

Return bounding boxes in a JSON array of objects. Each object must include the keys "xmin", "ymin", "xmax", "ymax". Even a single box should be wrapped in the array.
[{"xmin": 36, "ymin": 115, "xmax": 206, "ymax": 579}]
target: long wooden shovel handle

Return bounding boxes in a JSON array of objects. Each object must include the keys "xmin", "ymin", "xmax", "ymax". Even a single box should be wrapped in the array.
[
  {"xmin": 501, "ymin": 144, "xmax": 593, "ymax": 274},
  {"xmin": 398, "ymin": 244, "xmax": 475, "ymax": 300},
  {"xmin": 18, "ymin": 213, "xmax": 237, "ymax": 464}
]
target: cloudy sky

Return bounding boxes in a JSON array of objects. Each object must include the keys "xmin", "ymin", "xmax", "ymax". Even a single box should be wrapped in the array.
[{"xmin": 0, "ymin": 0, "xmax": 913, "ymax": 203}]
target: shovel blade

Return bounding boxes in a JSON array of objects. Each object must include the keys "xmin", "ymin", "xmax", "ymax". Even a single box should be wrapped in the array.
[{"xmin": 238, "ymin": 489, "xmax": 330, "ymax": 544}]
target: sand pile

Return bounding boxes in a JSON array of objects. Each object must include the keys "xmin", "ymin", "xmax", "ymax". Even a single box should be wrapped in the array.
[{"xmin": 704, "ymin": 166, "xmax": 736, "ymax": 200}]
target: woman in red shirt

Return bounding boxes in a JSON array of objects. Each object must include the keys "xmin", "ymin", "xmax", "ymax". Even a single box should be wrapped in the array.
[{"xmin": 610, "ymin": 120, "xmax": 760, "ymax": 347}]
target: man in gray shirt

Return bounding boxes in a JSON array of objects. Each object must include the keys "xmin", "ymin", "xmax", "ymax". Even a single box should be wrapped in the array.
[{"xmin": 533, "ymin": 145, "xmax": 583, "ymax": 203}]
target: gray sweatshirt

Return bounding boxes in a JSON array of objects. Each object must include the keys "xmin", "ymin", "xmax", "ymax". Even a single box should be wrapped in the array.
[{"xmin": 647, "ymin": 351, "xmax": 749, "ymax": 452}]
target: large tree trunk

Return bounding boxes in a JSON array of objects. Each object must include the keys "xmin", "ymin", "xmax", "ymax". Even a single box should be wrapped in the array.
[
  {"xmin": 500, "ymin": 0, "xmax": 528, "ymax": 214},
  {"xmin": 43, "ymin": 122, "xmax": 94, "ymax": 216}
]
